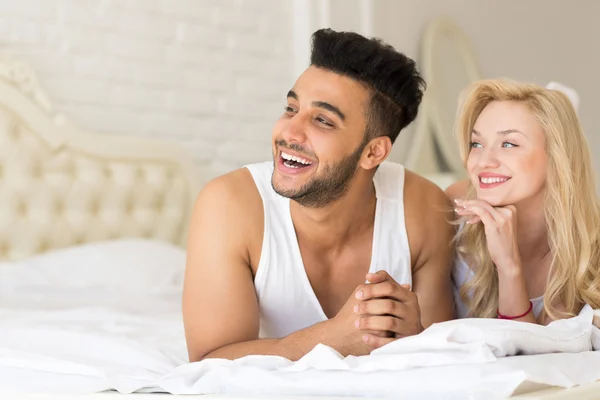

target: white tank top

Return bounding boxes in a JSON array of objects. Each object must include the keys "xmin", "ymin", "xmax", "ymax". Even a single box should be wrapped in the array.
[{"xmin": 245, "ymin": 161, "xmax": 413, "ymax": 339}]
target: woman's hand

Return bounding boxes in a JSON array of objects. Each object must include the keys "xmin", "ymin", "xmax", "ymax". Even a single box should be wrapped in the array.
[
  {"xmin": 454, "ymin": 199, "xmax": 521, "ymax": 275},
  {"xmin": 455, "ymin": 199, "xmax": 537, "ymax": 323}
]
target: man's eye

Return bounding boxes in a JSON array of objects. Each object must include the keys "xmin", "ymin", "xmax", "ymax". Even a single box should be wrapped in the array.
[
  {"xmin": 284, "ymin": 106, "xmax": 297, "ymax": 113},
  {"xmin": 316, "ymin": 117, "xmax": 333, "ymax": 127}
]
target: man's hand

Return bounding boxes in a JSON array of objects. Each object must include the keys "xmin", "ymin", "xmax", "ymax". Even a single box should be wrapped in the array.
[
  {"xmin": 324, "ymin": 285, "xmax": 398, "ymax": 356},
  {"xmin": 354, "ymin": 270, "xmax": 423, "ymax": 345}
]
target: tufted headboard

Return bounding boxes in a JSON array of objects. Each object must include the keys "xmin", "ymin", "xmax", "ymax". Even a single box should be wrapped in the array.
[{"xmin": 0, "ymin": 55, "xmax": 201, "ymax": 261}]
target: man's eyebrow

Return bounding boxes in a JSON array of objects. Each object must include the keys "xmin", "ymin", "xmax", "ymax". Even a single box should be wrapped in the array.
[
  {"xmin": 286, "ymin": 90, "xmax": 346, "ymax": 121},
  {"xmin": 313, "ymin": 101, "xmax": 346, "ymax": 121}
]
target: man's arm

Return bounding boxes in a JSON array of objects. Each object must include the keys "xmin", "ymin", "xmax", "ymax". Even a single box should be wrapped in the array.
[
  {"xmin": 405, "ymin": 172, "xmax": 457, "ymax": 327},
  {"xmin": 182, "ymin": 170, "xmax": 264, "ymax": 361},
  {"xmin": 182, "ymin": 170, "xmax": 380, "ymax": 362}
]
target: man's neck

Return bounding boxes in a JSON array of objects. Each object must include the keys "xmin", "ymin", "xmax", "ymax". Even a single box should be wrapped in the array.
[{"xmin": 290, "ymin": 171, "xmax": 377, "ymax": 252}]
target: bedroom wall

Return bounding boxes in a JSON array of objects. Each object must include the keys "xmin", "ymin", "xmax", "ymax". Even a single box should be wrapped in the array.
[
  {"xmin": 4, "ymin": 1, "xmax": 598, "ymax": 185},
  {"xmin": 0, "ymin": 0, "xmax": 294, "ymax": 181},
  {"xmin": 369, "ymin": 0, "xmax": 600, "ymax": 176}
]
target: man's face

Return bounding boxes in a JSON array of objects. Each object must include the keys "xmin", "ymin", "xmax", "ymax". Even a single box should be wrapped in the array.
[{"xmin": 271, "ymin": 66, "xmax": 371, "ymax": 207}]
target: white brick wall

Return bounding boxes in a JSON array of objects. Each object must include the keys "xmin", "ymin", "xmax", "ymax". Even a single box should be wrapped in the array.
[{"xmin": 0, "ymin": 0, "xmax": 294, "ymax": 183}]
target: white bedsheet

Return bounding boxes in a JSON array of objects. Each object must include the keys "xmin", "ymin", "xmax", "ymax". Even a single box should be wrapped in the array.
[
  {"xmin": 0, "ymin": 306, "xmax": 186, "ymax": 394},
  {"xmin": 2, "ymin": 241, "xmax": 600, "ymax": 399}
]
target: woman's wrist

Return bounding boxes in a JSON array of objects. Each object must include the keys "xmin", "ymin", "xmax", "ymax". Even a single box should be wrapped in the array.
[
  {"xmin": 496, "ymin": 259, "xmax": 523, "ymax": 279},
  {"xmin": 496, "ymin": 261, "xmax": 535, "ymax": 321},
  {"xmin": 497, "ymin": 301, "xmax": 533, "ymax": 320}
]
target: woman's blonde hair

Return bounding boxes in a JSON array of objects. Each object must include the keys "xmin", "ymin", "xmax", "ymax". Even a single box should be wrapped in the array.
[{"xmin": 455, "ymin": 78, "xmax": 600, "ymax": 320}]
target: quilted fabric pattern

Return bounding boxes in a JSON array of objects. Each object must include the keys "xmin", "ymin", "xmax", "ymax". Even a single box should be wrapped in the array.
[{"xmin": 0, "ymin": 106, "xmax": 191, "ymax": 261}]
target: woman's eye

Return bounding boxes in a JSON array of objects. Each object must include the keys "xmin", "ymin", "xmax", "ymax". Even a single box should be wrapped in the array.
[
  {"xmin": 469, "ymin": 141, "xmax": 482, "ymax": 148},
  {"xmin": 502, "ymin": 142, "xmax": 517, "ymax": 148}
]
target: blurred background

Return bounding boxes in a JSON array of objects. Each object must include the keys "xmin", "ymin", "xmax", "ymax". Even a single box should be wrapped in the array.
[{"xmin": 1, "ymin": 0, "xmax": 597, "ymax": 186}]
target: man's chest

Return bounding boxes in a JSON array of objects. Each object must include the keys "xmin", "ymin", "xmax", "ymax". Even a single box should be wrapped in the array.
[{"xmin": 300, "ymin": 241, "xmax": 373, "ymax": 319}]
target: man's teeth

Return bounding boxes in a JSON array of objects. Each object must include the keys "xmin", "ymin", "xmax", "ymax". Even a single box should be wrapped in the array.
[
  {"xmin": 480, "ymin": 177, "xmax": 509, "ymax": 184},
  {"xmin": 281, "ymin": 151, "xmax": 313, "ymax": 165}
]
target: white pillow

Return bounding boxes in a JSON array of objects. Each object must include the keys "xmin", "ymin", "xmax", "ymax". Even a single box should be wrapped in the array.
[{"xmin": 0, "ymin": 239, "xmax": 186, "ymax": 294}]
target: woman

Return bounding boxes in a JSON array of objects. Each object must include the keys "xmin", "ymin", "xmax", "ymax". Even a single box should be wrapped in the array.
[{"xmin": 447, "ymin": 78, "xmax": 600, "ymax": 324}]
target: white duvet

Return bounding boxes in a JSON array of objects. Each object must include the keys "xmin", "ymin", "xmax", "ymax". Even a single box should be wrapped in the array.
[{"xmin": 1, "ymin": 239, "xmax": 600, "ymax": 400}]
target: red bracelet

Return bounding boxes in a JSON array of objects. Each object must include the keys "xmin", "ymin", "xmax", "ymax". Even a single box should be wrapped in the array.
[{"xmin": 497, "ymin": 301, "xmax": 533, "ymax": 320}]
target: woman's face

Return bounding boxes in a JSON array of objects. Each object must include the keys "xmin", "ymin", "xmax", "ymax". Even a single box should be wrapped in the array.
[{"xmin": 466, "ymin": 100, "xmax": 548, "ymax": 207}]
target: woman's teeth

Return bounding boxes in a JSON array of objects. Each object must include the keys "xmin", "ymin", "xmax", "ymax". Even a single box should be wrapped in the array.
[{"xmin": 480, "ymin": 177, "xmax": 509, "ymax": 184}]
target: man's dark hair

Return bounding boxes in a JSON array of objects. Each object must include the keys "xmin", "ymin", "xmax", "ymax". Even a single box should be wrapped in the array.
[{"xmin": 310, "ymin": 28, "xmax": 426, "ymax": 143}]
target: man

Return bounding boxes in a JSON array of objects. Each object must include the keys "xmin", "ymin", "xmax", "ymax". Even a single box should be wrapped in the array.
[{"xmin": 183, "ymin": 28, "xmax": 455, "ymax": 362}]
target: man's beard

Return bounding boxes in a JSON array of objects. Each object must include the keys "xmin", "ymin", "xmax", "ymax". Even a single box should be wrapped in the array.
[{"xmin": 271, "ymin": 138, "xmax": 368, "ymax": 208}]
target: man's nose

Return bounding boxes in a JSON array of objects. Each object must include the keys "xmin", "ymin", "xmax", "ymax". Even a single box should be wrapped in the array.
[{"xmin": 281, "ymin": 113, "xmax": 307, "ymax": 144}]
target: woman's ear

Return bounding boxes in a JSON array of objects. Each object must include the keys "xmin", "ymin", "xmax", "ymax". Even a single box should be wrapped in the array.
[{"xmin": 360, "ymin": 136, "xmax": 392, "ymax": 170}]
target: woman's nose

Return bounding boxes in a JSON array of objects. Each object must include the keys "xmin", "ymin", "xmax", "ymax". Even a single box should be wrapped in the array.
[{"xmin": 476, "ymin": 148, "xmax": 501, "ymax": 169}]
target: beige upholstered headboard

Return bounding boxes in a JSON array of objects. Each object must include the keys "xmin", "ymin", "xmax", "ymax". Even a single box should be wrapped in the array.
[{"xmin": 0, "ymin": 55, "xmax": 201, "ymax": 261}]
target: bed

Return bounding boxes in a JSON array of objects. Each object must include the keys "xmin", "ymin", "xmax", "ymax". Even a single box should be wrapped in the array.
[
  {"xmin": 2, "ymin": 44, "xmax": 600, "ymax": 400},
  {"xmin": 0, "ymin": 53, "xmax": 196, "ymax": 396}
]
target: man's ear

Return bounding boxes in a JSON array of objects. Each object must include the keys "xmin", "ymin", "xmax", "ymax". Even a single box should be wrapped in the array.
[{"xmin": 360, "ymin": 136, "xmax": 392, "ymax": 170}]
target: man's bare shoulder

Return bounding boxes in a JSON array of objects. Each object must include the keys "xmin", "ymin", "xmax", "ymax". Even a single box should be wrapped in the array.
[
  {"xmin": 403, "ymin": 169, "xmax": 452, "ymax": 215},
  {"xmin": 444, "ymin": 180, "xmax": 471, "ymax": 202},
  {"xmin": 403, "ymin": 169, "xmax": 455, "ymax": 269},
  {"xmin": 191, "ymin": 167, "xmax": 264, "ymax": 241},
  {"xmin": 195, "ymin": 168, "xmax": 262, "ymax": 213}
]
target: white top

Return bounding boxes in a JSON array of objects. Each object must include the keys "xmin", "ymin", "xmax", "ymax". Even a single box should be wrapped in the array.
[
  {"xmin": 245, "ymin": 161, "xmax": 413, "ymax": 339},
  {"xmin": 453, "ymin": 257, "xmax": 544, "ymax": 318}
]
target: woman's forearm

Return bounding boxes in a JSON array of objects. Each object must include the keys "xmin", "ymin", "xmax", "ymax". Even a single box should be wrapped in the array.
[{"xmin": 497, "ymin": 265, "xmax": 538, "ymax": 324}]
